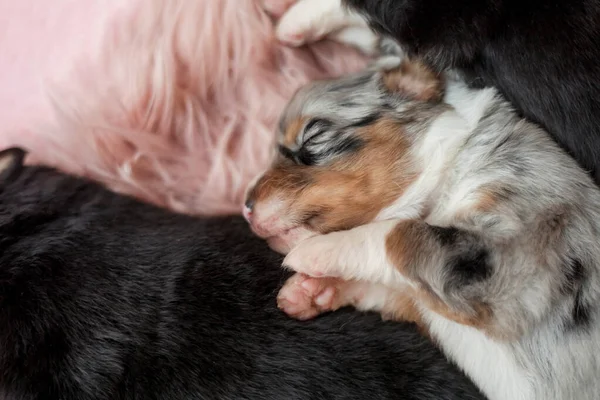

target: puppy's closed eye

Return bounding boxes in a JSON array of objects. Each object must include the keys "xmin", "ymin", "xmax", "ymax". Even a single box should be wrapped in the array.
[
  {"xmin": 302, "ymin": 118, "xmax": 332, "ymax": 146},
  {"xmin": 278, "ymin": 145, "xmax": 297, "ymax": 162},
  {"xmin": 277, "ymin": 144, "xmax": 320, "ymax": 166}
]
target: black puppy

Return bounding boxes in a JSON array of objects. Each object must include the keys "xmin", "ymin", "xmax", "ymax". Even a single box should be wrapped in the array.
[{"xmin": 0, "ymin": 148, "xmax": 484, "ymax": 400}]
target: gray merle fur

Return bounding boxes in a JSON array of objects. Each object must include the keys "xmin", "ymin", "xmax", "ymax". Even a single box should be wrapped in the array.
[{"xmin": 344, "ymin": 0, "xmax": 600, "ymax": 183}]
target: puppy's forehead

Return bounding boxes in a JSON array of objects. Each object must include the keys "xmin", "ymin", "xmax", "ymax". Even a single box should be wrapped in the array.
[{"xmin": 280, "ymin": 72, "xmax": 383, "ymax": 136}]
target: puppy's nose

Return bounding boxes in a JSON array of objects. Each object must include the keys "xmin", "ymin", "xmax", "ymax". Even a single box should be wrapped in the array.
[{"xmin": 243, "ymin": 198, "xmax": 255, "ymax": 222}]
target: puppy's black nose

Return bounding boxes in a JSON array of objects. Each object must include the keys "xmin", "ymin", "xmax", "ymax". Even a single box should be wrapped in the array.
[{"xmin": 244, "ymin": 198, "xmax": 255, "ymax": 211}]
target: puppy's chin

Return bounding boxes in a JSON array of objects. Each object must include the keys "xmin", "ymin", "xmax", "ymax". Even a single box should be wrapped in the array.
[{"xmin": 266, "ymin": 226, "xmax": 317, "ymax": 255}]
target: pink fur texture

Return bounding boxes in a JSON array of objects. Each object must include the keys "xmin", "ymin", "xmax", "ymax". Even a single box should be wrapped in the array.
[
  {"xmin": 22, "ymin": 0, "xmax": 366, "ymax": 215},
  {"xmin": 0, "ymin": 0, "xmax": 120, "ymax": 149}
]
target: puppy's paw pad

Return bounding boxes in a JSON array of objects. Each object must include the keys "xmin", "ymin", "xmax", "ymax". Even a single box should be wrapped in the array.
[{"xmin": 277, "ymin": 274, "xmax": 344, "ymax": 320}]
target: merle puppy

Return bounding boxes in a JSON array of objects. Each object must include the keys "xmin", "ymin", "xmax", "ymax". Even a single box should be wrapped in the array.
[
  {"xmin": 0, "ymin": 148, "xmax": 484, "ymax": 400},
  {"xmin": 269, "ymin": 0, "xmax": 600, "ymax": 182}
]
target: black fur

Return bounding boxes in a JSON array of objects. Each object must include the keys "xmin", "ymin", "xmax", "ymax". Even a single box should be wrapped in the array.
[
  {"xmin": 446, "ymin": 248, "xmax": 492, "ymax": 288},
  {"xmin": 344, "ymin": 0, "xmax": 600, "ymax": 182},
  {"xmin": 430, "ymin": 227, "xmax": 493, "ymax": 289},
  {"xmin": 0, "ymin": 147, "xmax": 26, "ymax": 182},
  {"xmin": 430, "ymin": 226, "xmax": 460, "ymax": 246},
  {"xmin": 571, "ymin": 288, "xmax": 591, "ymax": 330},
  {"xmin": 0, "ymin": 159, "xmax": 486, "ymax": 399},
  {"xmin": 562, "ymin": 258, "xmax": 592, "ymax": 330}
]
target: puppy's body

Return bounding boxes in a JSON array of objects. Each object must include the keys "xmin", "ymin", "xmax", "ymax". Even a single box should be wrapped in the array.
[
  {"xmin": 0, "ymin": 152, "xmax": 484, "ymax": 400},
  {"xmin": 273, "ymin": 0, "xmax": 600, "ymax": 183},
  {"xmin": 404, "ymin": 80, "xmax": 600, "ymax": 400},
  {"xmin": 245, "ymin": 57, "xmax": 600, "ymax": 400}
]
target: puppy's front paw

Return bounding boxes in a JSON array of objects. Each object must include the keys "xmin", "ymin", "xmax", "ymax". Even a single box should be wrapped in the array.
[
  {"xmin": 277, "ymin": 273, "xmax": 348, "ymax": 320},
  {"xmin": 282, "ymin": 232, "xmax": 344, "ymax": 278}
]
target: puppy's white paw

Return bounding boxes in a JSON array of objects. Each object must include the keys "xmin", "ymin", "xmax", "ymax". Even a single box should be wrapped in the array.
[
  {"xmin": 283, "ymin": 221, "xmax": 404, "ymax": 286},
  {"xmin": 282, "ymin": 232, "xmax": 346, "ymax": 278},
  {"xmin": 277, "ymin": 273, "xmax": 349, "ymax": 320}
]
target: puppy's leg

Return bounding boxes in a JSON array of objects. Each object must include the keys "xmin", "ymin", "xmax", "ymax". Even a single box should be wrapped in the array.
[
  {"xmin": 283, "ymin": 220, "xmax": 407, "ymax": 286},
  {"xmin": 277, "ymin": 273, "xmax": 377, "ymax": 320},
  {"xmin": 283, "ymin": 218, "xmax": 553, "ymax": 340},
  {"xmin": 277, "ymin": 273, "xmax": 424, "ymax": 327}
]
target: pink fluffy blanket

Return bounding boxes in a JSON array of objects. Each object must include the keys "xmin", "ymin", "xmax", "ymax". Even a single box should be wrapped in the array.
[{"xmin": 0, "ymin": 0, "xmax": 365, "ymax": 215}]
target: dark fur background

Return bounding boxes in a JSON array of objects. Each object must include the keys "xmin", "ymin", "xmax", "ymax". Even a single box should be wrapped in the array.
[
  {"xmin": 0, "ymin": 155, "xmax": 484, "ymax": 400},
  {"xmin": 346, "ymin": 0, "xmax": 600, "ymax": 182}
]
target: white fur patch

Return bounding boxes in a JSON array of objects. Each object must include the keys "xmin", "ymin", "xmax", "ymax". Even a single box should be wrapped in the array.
[
  {"xmin": 423, "ymin": 309, "xmax": 534, "ymax": 400},
  {"xmin": 283, "ymin": 219, "xmax": 411, "ymax": 287},
  {"xmin": 444, "ymin": 79, "xmax": 499, "ymax": 131},
  {"xmin": 376, "ymin": 110, "xmax": 472, "ymax": 221}
]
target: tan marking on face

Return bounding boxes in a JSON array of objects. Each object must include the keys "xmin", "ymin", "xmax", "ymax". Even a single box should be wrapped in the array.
[
  {"xmin": 295, "ymin": 117, "xmax": 418, "ymax": 233},
  {"xmin": 247, "ymin": 116, "xmax": 420, "ymax": 235},
  {"xmin": 383, "ymin": 60, "xmax": 444, "ymax": 102},
  {"xmin": 283, "ymin": 117, "xmax": 307, "ymax": 148},
  {"xmin": 246, "ymin": 163, "xmax": 312, "ymax": 231},
  {"xmin": 385, "ymin": 220, "xmax": 495, "ymax": 335}
]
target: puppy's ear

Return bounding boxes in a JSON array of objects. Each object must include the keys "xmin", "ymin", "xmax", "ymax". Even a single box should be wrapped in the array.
[
  {"xmin": 381, "ymin": 59, "xmax": 444, "ymax": 102},
  {"xmin": 0, "ymin": 147, "xmax": 27, "ymax": 184}
]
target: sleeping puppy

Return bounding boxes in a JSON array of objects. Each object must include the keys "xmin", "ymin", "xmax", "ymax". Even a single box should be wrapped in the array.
[
  {"xmin": 243, "ymin": 55, "xmax": 600, "ymax": 400},
  {"xmin": 0, "ymin": 148, "xmax": 484, "ymax": 400},
  {"xmin": 265, "ymin": 0, "xmax": 600, "ymax": 185}
]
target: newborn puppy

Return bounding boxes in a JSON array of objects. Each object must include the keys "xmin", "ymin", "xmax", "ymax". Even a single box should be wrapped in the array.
[
  {"xmin": 268, "ymin": 0, "xmax": 600, "ymax": 184},
  {"xmin": 244, "ymin": 57, "xmax": 600, "ymax": 400},
  {"xmin": 0, "ymin": 148, "xmax": 484, "ymax": 400}
]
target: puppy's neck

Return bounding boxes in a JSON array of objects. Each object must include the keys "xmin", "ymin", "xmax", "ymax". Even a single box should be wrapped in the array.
[
  {"xmin": 377, "ymin": 79, "xmax": 496, "ymax": 221},
  {"xmin": 444, "ymin": 76, "xmax": 499, "ymax": 131}
]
